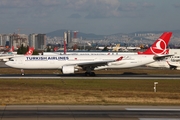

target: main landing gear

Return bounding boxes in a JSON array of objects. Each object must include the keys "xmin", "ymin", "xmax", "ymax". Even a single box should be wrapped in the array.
[
  {"xmin": 170, "ymin": 66, "xmax": 176, "ymax": 70},
  {"xmin": 85, "ymin": 72, "xmax": 96, "ymax": 76},
  {"xmin": 83, "ymin": 67, "xmax": 96, "ymax": 76}
]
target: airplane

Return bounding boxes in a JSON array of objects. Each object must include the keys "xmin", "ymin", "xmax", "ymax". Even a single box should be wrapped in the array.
[
  {"xmin": 0, "ymin": 46, "xmax": 15, "ymax": 54},
  {"xmin": 95, "ymin": 44, "xmax": 122, "ymax": 51},
  {"xmin": 0, "ymin": 47, "xmax": 34, "ymax": 61},
  {"xmin": 167, "ymin": 61, "xmax": 180, "ymax": 70},
  {"xmin": 145, "ymin": 55, "xmax": 180, "ymax": 69},
  {"xmin": 166, "ymin": 56, "xmax": 180, "ymax": 70},
  {"xmin": 146, "ymin": 58, "xmax": 170, "ymax": 68},
  {"xmin": 5, "ymin": 32, "xmax": 172, "ymax": 76},
  {"xmin": 8, "ymin": 46, "xmax": 14, "ymax": 53},
  {"xmin": 95, "ymin": 44, "xmax": 140, "ymax": 51}
]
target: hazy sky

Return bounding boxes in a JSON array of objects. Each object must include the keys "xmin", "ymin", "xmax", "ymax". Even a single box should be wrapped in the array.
[{"xmin": 0, "ymin": 0, "xmax": 180, "ymax": 35}]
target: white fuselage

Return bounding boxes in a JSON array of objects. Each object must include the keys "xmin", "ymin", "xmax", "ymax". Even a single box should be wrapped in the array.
[
  {"xmin": 5, "ymin": 54, "xmax": 155, "ymax": 70},
  {"xmin": 146, "ymin": 60, "xmax": 169, "ymax": 68},
  {"xmin": 146, "ymin": 55, "xmax": 180, "ymax": 69}
]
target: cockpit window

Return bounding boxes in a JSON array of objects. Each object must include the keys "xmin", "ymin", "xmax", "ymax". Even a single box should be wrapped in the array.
[{"xmin": 9, "ymin": 58, "xmax": 14, "ymax": 61}]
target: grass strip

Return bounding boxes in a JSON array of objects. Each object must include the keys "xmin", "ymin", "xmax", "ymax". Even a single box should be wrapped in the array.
[{"xmin": 0, "ymin": 79, "xmax": 180, "ymax": 105}]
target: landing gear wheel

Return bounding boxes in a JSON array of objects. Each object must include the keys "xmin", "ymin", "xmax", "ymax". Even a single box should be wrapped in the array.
[
  {"xmin": 85, "ymin": 72, "xmax": 96, "ymax": 76},
  {"xmin": 90, "ymin": 72, "xmax": 96, "ymax": 76},
  {"xmin": 170, "ymin": 67, "xmax": 176, "ymax": 70},
  {"xmin": 85, "ymin": 72, "xmax": 90, "ymax": 76},
  {"xmin": 21, "ymin": 69, "xmax": 25, "ymax": 76}
]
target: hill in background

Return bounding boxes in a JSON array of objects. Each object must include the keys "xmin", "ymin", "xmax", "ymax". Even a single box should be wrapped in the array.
[
  {"xmin": 46, "ymin": 29, "xmax": 105, "ymax": 39},
  {"xmin": 46, "ymin": 29, "xmax": 180, "ymax": 39}
]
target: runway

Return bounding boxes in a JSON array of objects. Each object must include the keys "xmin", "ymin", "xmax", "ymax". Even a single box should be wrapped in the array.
[
  {"xmin": 1, "ymin": 73, "xmax": 180, "ymax": 79},
  {"xmin": 0, "ymin": 105, "xmax": 180, "ymax": 120}
]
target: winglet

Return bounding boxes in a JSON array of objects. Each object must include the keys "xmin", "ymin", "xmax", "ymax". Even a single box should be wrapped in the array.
[{"xmin": 138, "ymin": 32, "xmax": 172, "ymax": 55}]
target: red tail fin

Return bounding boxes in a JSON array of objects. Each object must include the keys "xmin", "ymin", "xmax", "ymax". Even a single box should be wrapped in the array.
[
  {"xmin": 138, "ymin": 32, "xmax": 172, "ymax": 55},
  {"xmin": 25, "ymin": 47, "xmax": 34, "ymax": 55},
  {"xmin": 8, "ymin": 46, "xmax": 14, "ymax": 52},
  {"xmin": 54, "ymin": 47, "xmax": 58, "ymax": 52}
]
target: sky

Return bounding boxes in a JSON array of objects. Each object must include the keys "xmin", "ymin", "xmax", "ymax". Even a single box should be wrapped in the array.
[{"xmin": 0, "ymin": 0, "xmax": 180, "ymax": 35}]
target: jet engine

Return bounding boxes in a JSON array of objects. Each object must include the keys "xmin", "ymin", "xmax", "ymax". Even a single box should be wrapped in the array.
[
  {"xmin": 3, "ymin": 58, "xmax": 10, "ymax": 61},
  {"xmin": 176, "ymin": 67, "xmax": 180, "ymax": 70},
  {"xmin": 62, "ymin": 66, "xmax": 77, "ymax": 74}
]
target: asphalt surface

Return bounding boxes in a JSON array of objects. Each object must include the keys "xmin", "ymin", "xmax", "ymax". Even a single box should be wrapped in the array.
[
  {"xmin": 0, "ymin": 73, "xmax": 180, "ymax": 79},
  {"xmin": 0, "ymin": 105, "xmax": 180, "ymax": 120},
  {"xmin": 0, "ymin": 61, "xmax": 8, "ymax": 68}
]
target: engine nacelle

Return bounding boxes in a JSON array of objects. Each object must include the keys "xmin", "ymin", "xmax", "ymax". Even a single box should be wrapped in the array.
[
  {"xmin": 62, "ymin": 66, "xmax": 75, "ymax": 74},
  {"xmin": 176, "ymin": 67, "xmax": 180, "ymax": 70},
  {"xmin": 3, "ymin": 58, "xmax": 9, "ymax": 61}
]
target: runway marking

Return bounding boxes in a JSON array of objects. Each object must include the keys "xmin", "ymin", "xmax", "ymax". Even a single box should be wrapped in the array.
[
  {"xmin": 139, "ymin": 118, "xmax": 180, "ymax": 120},
  {"xmin": 126, "ymin": 108, "xmax": 180, "ymax": 111}
]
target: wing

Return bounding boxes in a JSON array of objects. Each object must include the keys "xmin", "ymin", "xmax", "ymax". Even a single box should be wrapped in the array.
[
  {"xmin": 0, "ymin": 55, "xmax": 15, "ymax": 61},
  {"xmin": 64, "ymin": 56, "xmax": 123, "ymax": 70},
  {"xmin": 77, "ymin": 60, "xmax": 115, "ymax": 68},
  {"xmin": 153, "ymin": 54, "xmax": 174, "ymax": 61}
]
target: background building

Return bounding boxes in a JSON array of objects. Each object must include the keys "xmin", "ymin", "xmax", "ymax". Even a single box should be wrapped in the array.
[
  {"xmin": 35, "ymin": 34, "xmax": 46, "ymax": 50},
  {"xmin": 28, "ymin": 33, "xmax": 37, "ymax": 49},
  {"xmin": 0, "ymin": 34, "xmax": 3, "ymax": 46},
  {"xmin": 29, "ymin": 34, "xmax": 46, "ymax": 50},
  {"xmin": 2, "ymin": 34, "xmax": 10, "ymax": 47},
  {"xmin": 9, "ymin": 34, "xmax": 28, "ymax": 49}
]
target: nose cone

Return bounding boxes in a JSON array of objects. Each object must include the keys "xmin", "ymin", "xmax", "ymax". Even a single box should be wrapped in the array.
[{"xmin": 5, "ymin": 61, "xmax": 11, "ymax": 67}]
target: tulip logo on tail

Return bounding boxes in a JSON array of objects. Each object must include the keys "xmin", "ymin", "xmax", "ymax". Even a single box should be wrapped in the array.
[
  {"xmin": 25, "ymin": 47, "xmax": 34, "ymax": 55},
  {"xmin": 150, "ymin": 38, "xmax": 167, "ymax": 55},
  {"xmin": 27, "ymin": 49, "xmax": 33, "ymax": 55},
  {"xmin": 138, "ymin": 32, "xmax": 172, "ymax": 55}
]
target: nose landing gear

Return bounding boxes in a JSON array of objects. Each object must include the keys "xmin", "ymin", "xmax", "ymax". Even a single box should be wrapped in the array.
[{"xmin": 21, "ymin": 69, "xmax": 24, "ymax": 76}]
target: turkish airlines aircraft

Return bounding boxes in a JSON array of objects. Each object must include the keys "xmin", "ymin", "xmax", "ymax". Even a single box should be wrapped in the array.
[
  {"xmin": 146, "ymin": 59, "xmax": 170, "ymax": 68},
  {"xmin": 5, "ymin": 32, "xmax": 172, "ymax": 76},
  {"xmin": 0, "ymin": 46, "xmax": 15, "ymax": 54},
  {"xmin": 166, "ymin": 57, "xmax": 180, "ymax": 70},
  {"xmin": 8, "ymin": 46, "xmax": 14, "ymax": 53},
  {"xmin": 0, "ymin": 47, "xmax": 34, "ymax": 61},
  {"xmin": 167, "ymin": 61, "xmax": 180, "ymax": 70},
  {"xmin": 145, "ymin": 55, "xmax": 180, "ymax": 69}
]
